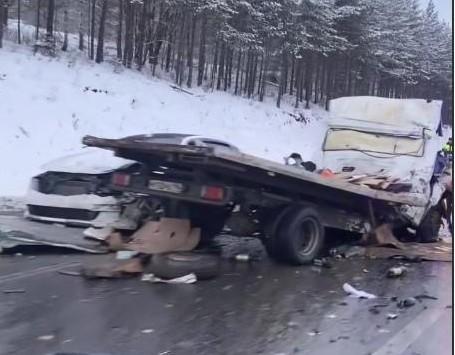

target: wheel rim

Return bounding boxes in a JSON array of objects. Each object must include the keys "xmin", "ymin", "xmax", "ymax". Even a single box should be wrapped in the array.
[{"xmin": 297, "ymin": 217, "xmax": 319, "ymax": 256}]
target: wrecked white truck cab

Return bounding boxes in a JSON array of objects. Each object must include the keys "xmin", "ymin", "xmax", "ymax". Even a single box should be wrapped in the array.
[{"xmin": 322, "ymin": 96, "xmax": 447, "ymax": 227}]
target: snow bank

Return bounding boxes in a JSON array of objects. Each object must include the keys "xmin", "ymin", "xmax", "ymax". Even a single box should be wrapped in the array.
[{"xmin": 0, "ymin": 42, "xmax": 327, "ymax": 196}]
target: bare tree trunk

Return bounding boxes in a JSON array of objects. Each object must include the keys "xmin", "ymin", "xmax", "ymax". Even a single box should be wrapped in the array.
[
  {"xmin": 239, "ymin": 52, "xmax": 245, "ymax": 94},
  {"xmin": 320, "ymin": 57, "xmax": 326, "ymax": 102},
  {"xmin": 299, "ymin": 61, "xmax": 304, "ymax": 103},
  {"xmin": 87, "ymin": 0, "xmax": 91, "ymax": 56},
  {"xmin": 259, "ymin": 49, "xmax": 269, "ymax": 102},
  {"xmin": 95, "ymin": 0, "xmax": 108, "ymax": 63},
  {"xmin": 176, "ymin": 12, "xmax": 186, "ymax": 86},
  {"xmin": 216, "ymin": 42, "xmax": 225, "ymax": 90},
  {"xmin": 277, "ymin": 50, "xmax": 287, "ymax": 108},
  {"xmin": 123, "ymin": 0, "xmax": 134, "ymax": 67},
  {"xmin": 35, "ymin": 0, "xmax": 41, "ymax": 40},
  {"xmin": 227, "ymin": 48, "xmax": 233, "ymax": 89},
  {"xmin": 117, "ymin": 0, "xmax": 123, "ymax": 59},
  {"xmin": 165, "ymin": 30, "xmax": 172, "ymax": 72},
  {"xmin": 294, "ymin": 58, "xmax": 302, "ymax": 108},
  {"xmin": 197, "ymin": 13, "xmax": 207, "ymax": 86},
  {"xmin": 0, "ymin": 1, "xmax": 4, "ymax": 48},
  {"xmin": 234, "ymin": 49, "xmax": 242, "ymax": 95},
  {"xmin": 210, "ymin": 40, "xmax": 219, "ymax": 89},
  {"xmin": 304, "ymin": 55, "xmax": 313, "ymax": 109},
  {"xmin": 134, "ymin": 0, "xmax": 146, "ymax": 68},
  {"xmin": 313, "ymin": 57, "xmax": 321, "ymax": 104},
  {"xmin": 289, "ymin": 55, "xmax": 295, "ymax": 96},
  {"xmin": 46, "ymin": 0, "xmax": 55, "ymax": 38},
  {"xmin": 243, "ymin": 50, "xmax": 251, "ymax": 94},
  {"xmin": 61, "ymin": 9, "xmax": 68, "ymax": 51},
  {"xmin": 224, "ymin": 47, "xmax": 231, "ymax": 91},
  {"xmin": 186, "ymin": 13, "xmax": 196, "ymax": 88},
  {"xmin": 90, "ymin": 0, "xmax": 96, "ymax": 60},
  {"xmin": 249, "ymin": 53, "xmax": 258, "ymax": 98},
  {"xmin": 326, "ymin": 57, "xmax": 334, "ymax": 110},
  {"xmin": 2, "ymin": 0, "xmax": 7, "ymax": 26},
  {"xmin": 257, "ymin": 53, "xmax": 263, "ymax": 96},
  {"xmin": 17, "ymin": 0, "xmax": 21, "ymax": 44},
  {"xmin": 78, "ymin": 0, "xmax": 84, "ymax": 50}
]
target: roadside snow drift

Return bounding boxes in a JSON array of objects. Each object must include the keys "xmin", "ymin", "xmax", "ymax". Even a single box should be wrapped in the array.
[{"xmin": 0, "ymin": 43, "xmax": 327, "ymax": 196}]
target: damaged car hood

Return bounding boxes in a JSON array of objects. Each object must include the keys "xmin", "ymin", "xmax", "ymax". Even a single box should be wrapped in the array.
[{"xmin": 40, "ymin": 148, "xmax": 135, "ymax": 174}]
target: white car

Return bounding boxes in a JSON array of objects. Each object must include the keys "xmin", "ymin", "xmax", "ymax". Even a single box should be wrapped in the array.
[{"xmin": 24, "ymin": 133, "xmax": 239, "ymax": 229}]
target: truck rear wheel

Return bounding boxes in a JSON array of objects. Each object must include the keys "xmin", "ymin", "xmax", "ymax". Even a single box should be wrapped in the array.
[{"xmin": 267, "ymin": 207, "xmax": 325, "ymax": 265}]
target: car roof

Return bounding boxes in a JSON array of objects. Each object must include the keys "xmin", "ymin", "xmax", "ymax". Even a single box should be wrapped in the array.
[{"xmin": 123, "ymin": 133, "xmax": 195, "ymax": 144}]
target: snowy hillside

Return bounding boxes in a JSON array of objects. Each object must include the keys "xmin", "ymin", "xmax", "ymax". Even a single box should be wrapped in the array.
[{"xmin": 0, "ymin": 42, "xmax": 327, "ymax": 196}]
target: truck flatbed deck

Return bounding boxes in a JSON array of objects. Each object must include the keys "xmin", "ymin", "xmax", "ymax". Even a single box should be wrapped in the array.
[{"xmin": 82, "ymin": 135, "xmax": 425, "ymax": 207}]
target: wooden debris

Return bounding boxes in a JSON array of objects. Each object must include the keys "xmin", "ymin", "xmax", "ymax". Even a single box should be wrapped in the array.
[{"xmin": 335, "ymin": 173, "xmax": 412, "ymax": 193}]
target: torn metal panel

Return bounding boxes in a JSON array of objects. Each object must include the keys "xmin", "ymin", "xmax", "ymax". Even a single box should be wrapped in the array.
[
  {"xmin": 0, "ymin": 215, "xmax": 107, "ymax": 253},
  {"xmin": 324, "ymin": 129, "xmax": 425, "ymax": 157},
  {"xmin": 329, "ymin": 97, "xmax": 442, "ymax": 131}
]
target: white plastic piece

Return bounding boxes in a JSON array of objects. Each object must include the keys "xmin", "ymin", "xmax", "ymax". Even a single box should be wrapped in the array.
[
  {"xmin": 141, "ymin": 273, "xmax": 197, "ymax": 284},
  {"xmin": 342, "ymin": 282, "xmax": 377, "ymax": 299}
]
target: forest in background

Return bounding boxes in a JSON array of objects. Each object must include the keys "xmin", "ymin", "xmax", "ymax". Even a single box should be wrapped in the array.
[{"xmin": 0, "ymin": 0, "xmax": 452, "ymax": 123}]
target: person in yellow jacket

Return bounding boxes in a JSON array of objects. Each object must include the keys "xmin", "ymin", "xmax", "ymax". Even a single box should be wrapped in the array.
[{"xmin": 443, "ymin": 138, "xmax": 453, "ymax": 156}]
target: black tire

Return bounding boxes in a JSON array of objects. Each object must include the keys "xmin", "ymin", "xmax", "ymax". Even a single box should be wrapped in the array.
[
  {"xmin": 149, "ymin": 252, "xmax": 220, "ymax": 280},
  {"xmin": 275, "ymin": 207, "xmax": 325, "ymax": 265},
  {"xmin": 416, "ymin": 207, "xmax": 442, "ymax": 243},
  {"xmin": 261, "ymin": 206, "xmax": 294, "ymax": 261}
]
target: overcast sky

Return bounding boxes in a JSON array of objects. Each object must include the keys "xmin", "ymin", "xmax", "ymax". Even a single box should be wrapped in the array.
[{"xmin": 421, "ymin": 0, "xmax": 452, "ymax": 25}]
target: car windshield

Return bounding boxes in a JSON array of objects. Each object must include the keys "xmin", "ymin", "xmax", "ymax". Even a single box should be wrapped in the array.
[{"xmin": 323, "ymin": 128, "xmax": 425, "ymax": 157}]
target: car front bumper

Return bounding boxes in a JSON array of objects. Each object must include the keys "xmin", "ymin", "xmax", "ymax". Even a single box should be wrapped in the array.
[{"xmin": 24, "ymin": 190, "xmax": 138, "ymax": 230}]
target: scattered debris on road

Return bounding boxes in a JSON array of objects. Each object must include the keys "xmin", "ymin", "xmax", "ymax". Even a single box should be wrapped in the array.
[
  {"xmin": 307, "ymin": 329, "xmax": 321, "ymax": 336},
  {"xmin": 141, "ymin": 328, "xmax": 155, "ymax": 334},
  {"xmin": 313, "ymin": 258, "xmax": 333, "ymax": 268},
  {"xmin": 344, "ymin": 246, "xmax": 366, "ymax": 259},
  {"xmin": 369, "ymin": 307, "xmax": 381, "ymax": 315},
  {"xmin": 81, "ymin": 257, "xmax": 144, "ymax": 279},
  {"xmin": 36, "ymin": 334, "xmax": 55, "ymax": 341},
  {"xmin": 414, "ymin": 294, "xmax": 438, "ymax": 301},
  {"xmin": 141, "ymin": 273, "xmax": 197, "ymax": 284},
  {"xmin": 387, "ymin": 266, "xmax": 408, "ymax": 278},
  {"xmin": 387, "ymin": 313, "xmax": 398, "ymax": 320},
  {"xmin": 2, "ymin": 289, "xmax": 26, "ymax": 294},
  {"xmin": 342, "ymin": 283, "xmax": 377, "ymax": 299},
  {"xmin": 397, "ymin": 297, "xmax": 417, "ymax": 308},
  {"xmin": 377, "ymin": 328, "xmax": 391, "ymax": 334}
]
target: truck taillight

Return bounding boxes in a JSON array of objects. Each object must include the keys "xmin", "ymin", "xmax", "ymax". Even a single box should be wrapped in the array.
[
  {"xmin": 201, "ymin": 186, "xmax": 224, "ymax": 201},
  {"xmin": 112, "ymin": 173, "xmax": 131, "ymax": 187}
]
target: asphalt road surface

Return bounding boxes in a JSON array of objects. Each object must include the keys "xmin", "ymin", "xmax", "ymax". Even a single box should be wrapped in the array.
[{"xmin": 0, "ymin": 241, "xmax": 452, "ymax": 355}]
